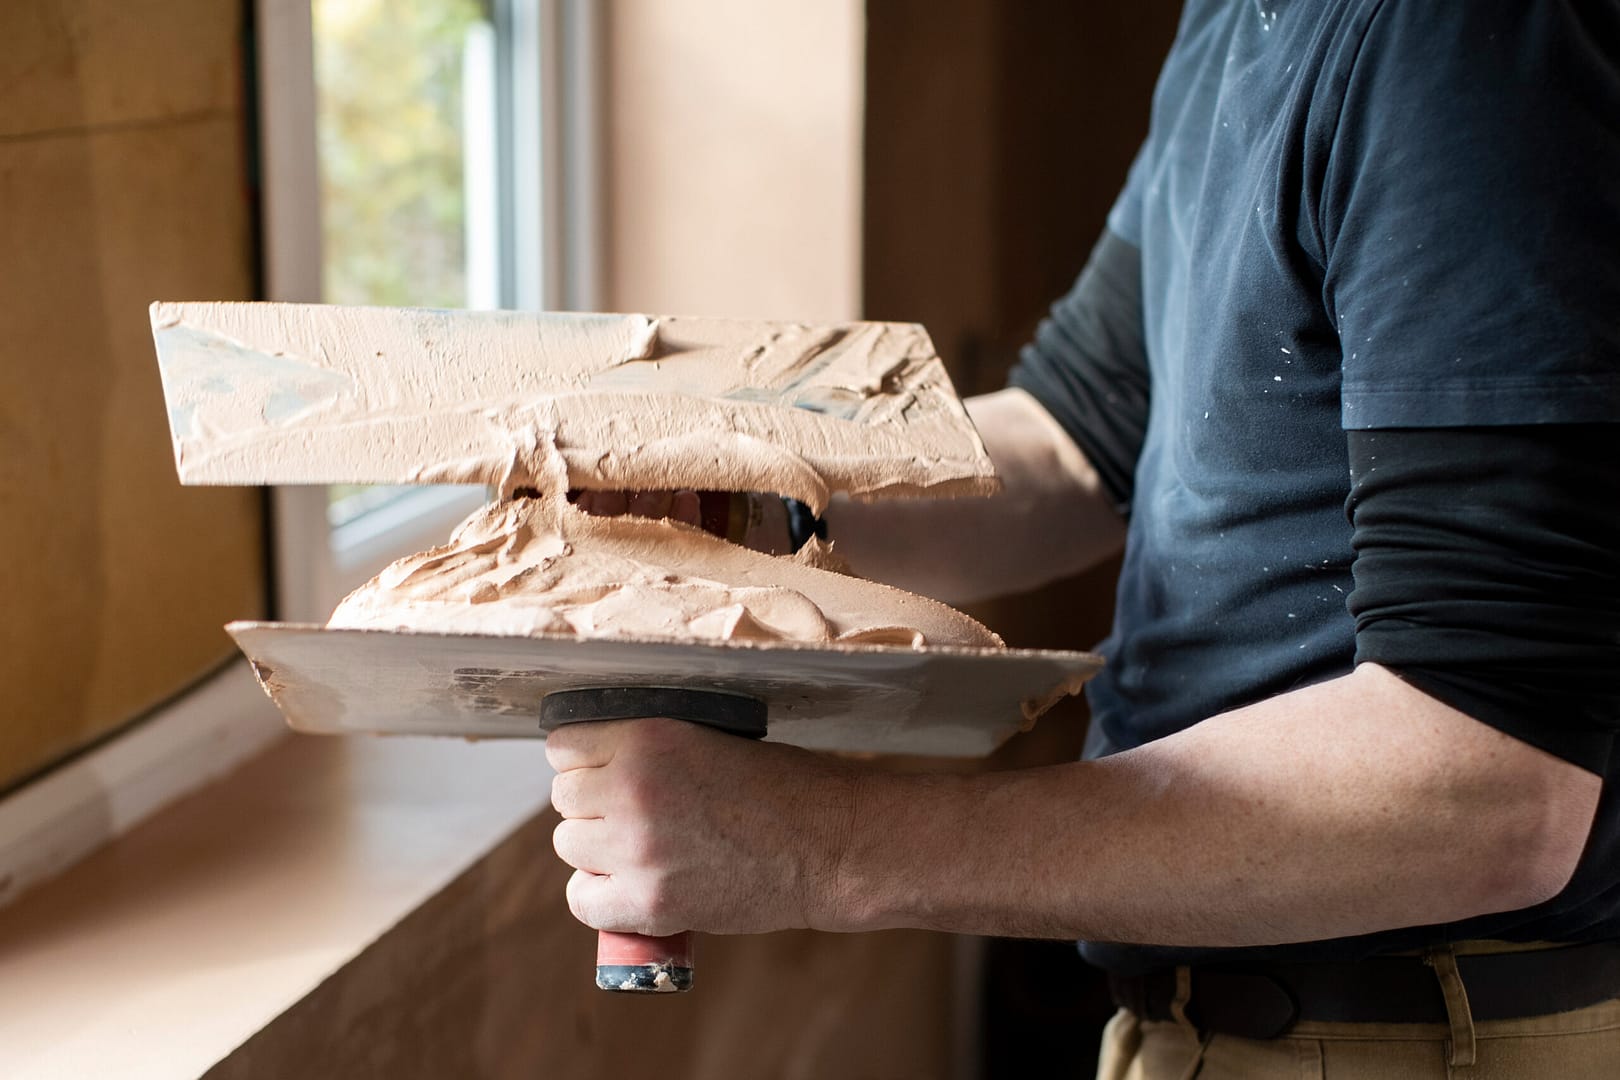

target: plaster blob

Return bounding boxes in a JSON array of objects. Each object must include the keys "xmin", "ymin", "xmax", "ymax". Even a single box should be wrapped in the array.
[
  {"xmin": 150, "ymin": 302, "xmax": 998, "ymax": 513},
  {"xmin": 329, "ymin": 497, "xmax": 1003, "ymax": 650}
]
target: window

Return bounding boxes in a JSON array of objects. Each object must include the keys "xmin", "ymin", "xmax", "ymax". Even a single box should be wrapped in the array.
[
  {"xmin": 279, "ymin": 0, "xmax": 602, "ymax": 619},
  {"xmin": 315, "ymin": 0, "xmax": 499, "ymax": 563},
  {"xmin": 315, "ymin": 0, "xmax": 495, "ymax": 311},
  {"xmin": 315, "ymin": 0, "xmax": 495, "ymax": 537},
  {"xmin": 0, "ymin": 0, "xmax": 600, "ymax": 903}
]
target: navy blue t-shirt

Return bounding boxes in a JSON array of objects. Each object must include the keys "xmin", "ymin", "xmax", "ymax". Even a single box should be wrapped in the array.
[{"xmin": 1012, "ymin": 0, "xmax": 1620, "ymax": 973}]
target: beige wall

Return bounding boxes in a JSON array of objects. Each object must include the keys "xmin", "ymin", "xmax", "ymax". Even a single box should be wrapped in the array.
[
  {"xmin": 0, "ymin": 0, "xmax": 265, "ymax": 790},
  {"xmin": 603, "ymin": 0, "xmax": 865, "ymax": 322}
]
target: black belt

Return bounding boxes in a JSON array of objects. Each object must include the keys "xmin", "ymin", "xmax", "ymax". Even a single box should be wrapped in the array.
[{"xmin": 1109, "ymin": 941, "xmax": 1620, "ymax": 1040}]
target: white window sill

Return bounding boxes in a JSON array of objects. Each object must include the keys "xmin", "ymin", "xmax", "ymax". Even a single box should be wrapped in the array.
[
  {"xmin": 0, "ymin": 663, "xmax": 287, "ymax": 908},
  {"xmin": 0, "ymin": 698, "xmax": 553, "ymax": 1078}
]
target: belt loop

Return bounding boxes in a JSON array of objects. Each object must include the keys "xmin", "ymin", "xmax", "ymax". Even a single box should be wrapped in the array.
[
  {"xmin": 1169, "ymin": 965, "xmax": 1212, "ymax": 1080},
  {"xmin": 1170, "ymin": 965, "xmax": 1196, "ymax": 1031},
  {"xmin": 1424, "ymin": 946, "xmax": 1477, "ymax": 1068}
]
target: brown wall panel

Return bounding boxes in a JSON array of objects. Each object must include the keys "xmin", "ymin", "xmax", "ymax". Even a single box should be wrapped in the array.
[
  {"xmin": 0, "ymin": 0, "xmax": 265, "ymax": 790},
  {"xmin": 2, "ymin": 0, "xmax": 243, "ymax": 139},
  {"xmin": 865, "ymin": 0, "xmax": 1179, "ymax": 396},
  {"xmin": 862, "ymin": 0, "xmax": 1001, "ymax": 386},
  {"xmin": 864, "ymin": 1, "xmax": 1179, "ymax": 657},
  {"xmin": 210, "ymin": 810, "xmax": 960, "ymax": 1080}
]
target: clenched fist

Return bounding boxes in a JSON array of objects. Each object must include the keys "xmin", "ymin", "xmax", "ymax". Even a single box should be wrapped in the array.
[{"xmin": 547, "ymin": 717, "xmax": 862, "ymax": 936}]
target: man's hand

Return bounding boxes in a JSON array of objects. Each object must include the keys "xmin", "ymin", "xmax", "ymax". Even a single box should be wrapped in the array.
[
  {"xmin": 546, "ymin": 718, "xmax": 860, "ymax": 936},
  {"xmin": 571, "ymin": 489, "xmax": 702, "ymax": 527}
]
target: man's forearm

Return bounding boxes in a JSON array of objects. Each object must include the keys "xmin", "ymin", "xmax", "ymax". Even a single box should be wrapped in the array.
[
  {"xmin": 826, "ymin": 388, "xmax": 1127, "ymax": 604},
  {"xmin": 828, "ymin": 664, "xmax": 1601, "ymax": 946}
]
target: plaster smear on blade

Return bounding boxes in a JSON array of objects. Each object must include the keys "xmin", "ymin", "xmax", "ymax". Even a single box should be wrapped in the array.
[
  {"xmin": 150, "ymin": 302, "xmax": 998, "ymax": 512},
  {"xmin": 328, "ymin": 497, "xmax": 1002, "ymax": 649}
]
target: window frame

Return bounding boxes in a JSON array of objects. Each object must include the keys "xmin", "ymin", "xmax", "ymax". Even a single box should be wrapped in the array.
[
  {"xmin": 286, "ymin": 0, "xmax": 604, "ymax": 620},
  {"xmin": 0, "ymin": 0, "xmax": 603, "ymax": 908}
]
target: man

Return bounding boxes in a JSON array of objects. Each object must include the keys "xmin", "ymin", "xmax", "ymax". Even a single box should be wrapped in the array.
[{"xmin": 550, "ymin": 3, "xmax": 1620, "ymax": 1075}]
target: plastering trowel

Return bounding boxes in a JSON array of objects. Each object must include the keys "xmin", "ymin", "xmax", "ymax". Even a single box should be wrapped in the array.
[{"xmin": 149, "ymin": 300, "xmax": 1103, "ymax": 993}]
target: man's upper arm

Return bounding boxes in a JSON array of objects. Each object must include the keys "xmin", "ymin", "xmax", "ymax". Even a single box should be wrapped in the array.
[
  {"xmin": 1318, "ymin": 5, "xmax": 1620, "ymax": 783},
  {"xmin": 1322, "ymin": 2, "xmax": 1620, "ymax": 432},
  {"xmin": 1346, "ymin": 425, "xmax": 1620, "ymax": 775},
  {"xmin": 1343, "ymin": 424, "xmax": 1617, "ymax": 908}
]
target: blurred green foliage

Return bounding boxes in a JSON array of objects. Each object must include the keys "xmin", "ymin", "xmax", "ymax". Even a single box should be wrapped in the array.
[
  {"xmin": 316, "ymin": 0, "xmax": 489, "ymax": 515},
  {"xmin": 314, "ymin": 0, "xmax": 487, "ymax": 308}
]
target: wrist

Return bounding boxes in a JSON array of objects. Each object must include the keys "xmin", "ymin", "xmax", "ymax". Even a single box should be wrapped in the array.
[
  {"xmin": 800, "ymin": 761, "xmax": 866, "ymax": 932},
  {"xmin": 806, "ymin": 768, "xmax": 966, "ymax": 934},
  {"xmin": 782, "ymin": 497, "xmax": 828, "ymax": 552}
]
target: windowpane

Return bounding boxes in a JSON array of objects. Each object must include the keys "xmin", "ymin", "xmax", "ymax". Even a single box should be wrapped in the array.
[
  {"xmin": 312, "ymin": 0, "xmax": 496, "ymax": 525},
  {"xmin": 313, "ymin": 0, "xmax": 490, "ymax": 307}
]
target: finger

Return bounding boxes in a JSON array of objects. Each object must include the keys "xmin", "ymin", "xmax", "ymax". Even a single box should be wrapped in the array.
[
  {"xmin": 628, "ymin": 490, "xmax": 674, "ymax": 520},
  {"xmin": 544, "ymin": 721, "xmax": 618, "ymax": 771},
  {"xmin": 672, "ymin": 490, "xmax": 701, "ymax": 527},
  {"xmin": 592, "ymin": 491, "xmax": 628, "ymax": 516},
  {"xmin": 565, "ymin": 869, "xmax": 617, "ymax": 930},
  {"xmin": 572, "ymin": 490, "xmax": 595, "ymax": 513},
  {"xmin": 567, "ymin": 869, "xmax": 659, "ymax": 934},
  {"xmin": 553, "ymin": 817, "xmax": 614, "ymax": 875},
  {"xmin": 549, "ymin": 767, "xmax": 606, "ymax": 819}
]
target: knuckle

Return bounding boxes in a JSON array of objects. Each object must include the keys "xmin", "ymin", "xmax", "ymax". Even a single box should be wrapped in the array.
[
  {"xmin": 619, "ymin": 778, "xmax": 655, "ymax": 818},
  {"xmin": 624, "ymin": 823, "xmax": 660, "ymax": 866},
  {"xmin": 641, "ymin": 876, "xmax": 671, "ymax": 917},
  {"xmin": 639, "ymin": 874, "xmax": 681, "ymax": 932},
  {"xmin": 611, "ymin": 763, "xmax": 665, "ymax": 817},
  {"xmin": 644, "ymin": 715, "xmax": 682, "ymax": 739},
  {"xmin": 630, "ymin": 716, "xmax": 684, "ymax": 760}
]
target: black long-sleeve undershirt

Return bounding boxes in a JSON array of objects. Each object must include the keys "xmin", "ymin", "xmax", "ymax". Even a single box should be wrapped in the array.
[
  {"xmin": 1010, "ymin": 231, "xmax": 1620, "ymax": 770},
  {"xmin": 1346, "ymin": 424, "xmax": 1620, "ymax": 772},
  {"xmin": 1009, "ymin": 230, "xmax": 1149, "ymax": 515}
]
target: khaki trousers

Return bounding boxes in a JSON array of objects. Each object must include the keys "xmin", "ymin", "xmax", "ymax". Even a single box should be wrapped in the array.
[
  {"xmin": 1096, "ymin": 950, "xmax": 1620, "ymax": 1080},
  {"xmin": 1096, "ymin": 998, "xmax": 1620, "ymax": 1079}
]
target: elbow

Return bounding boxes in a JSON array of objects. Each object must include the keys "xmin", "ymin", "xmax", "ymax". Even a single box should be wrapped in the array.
[{"xmin": 1472, "ymin": 760, "xmax": 1600, "ymax": 916}]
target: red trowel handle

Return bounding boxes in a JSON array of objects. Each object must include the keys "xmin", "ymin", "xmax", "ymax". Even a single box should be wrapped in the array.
[
  {"xmin": 540, "ymin": 686, "xmax": 769, "ymax": 994},
  {"xmin": 596, "ymin": 930, "xmax": 695, "ymax": 993}
]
